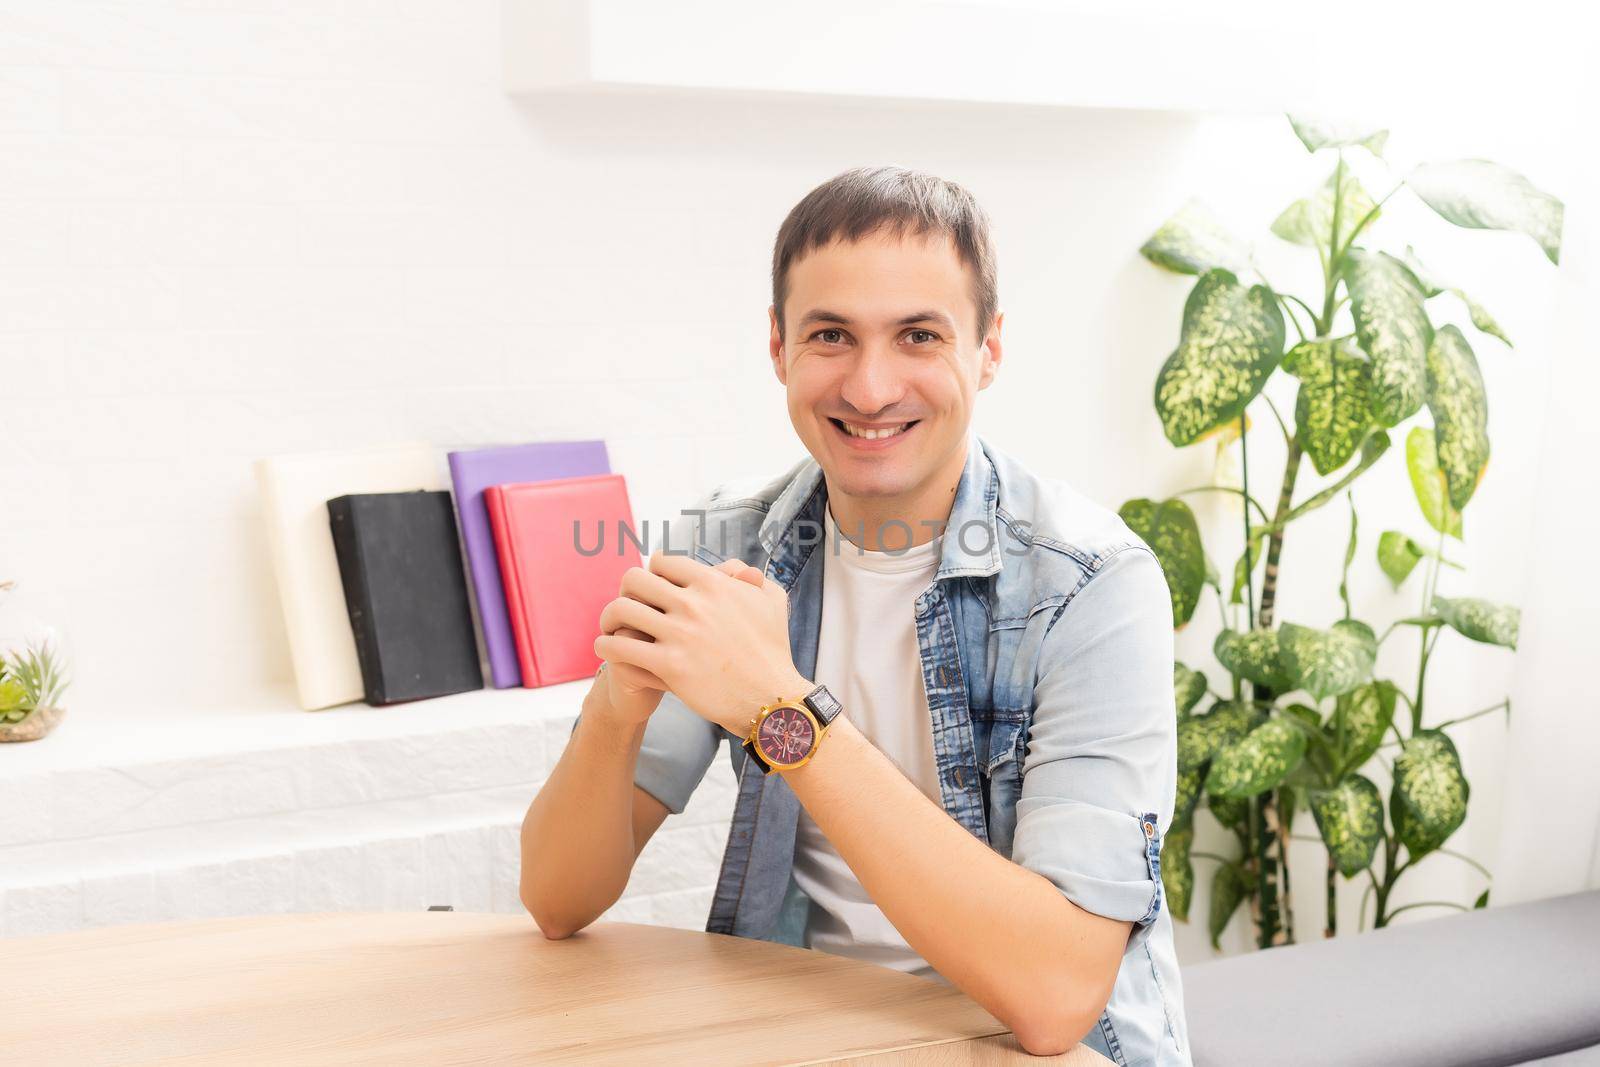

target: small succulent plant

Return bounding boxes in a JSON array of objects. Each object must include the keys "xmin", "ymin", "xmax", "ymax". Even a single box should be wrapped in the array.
[{"xmin": 1, "ymin": 636, "xmax": 69, "ymax": 723}]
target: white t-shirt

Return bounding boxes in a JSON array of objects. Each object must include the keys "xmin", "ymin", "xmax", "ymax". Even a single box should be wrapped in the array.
[{"xmin": 791, "ymin": 504, "xmax": 950, "ymax": 983}]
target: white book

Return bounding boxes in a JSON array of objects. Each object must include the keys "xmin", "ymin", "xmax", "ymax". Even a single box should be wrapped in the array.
[{"xmin": 255, "ymin": 443, "xmax": 446, "ymax": 710}]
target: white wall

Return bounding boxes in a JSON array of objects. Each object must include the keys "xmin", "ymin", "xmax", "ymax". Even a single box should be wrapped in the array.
[{"xmin": 0, "ymin": 0, "xmax": 1592, "ymax": 959}]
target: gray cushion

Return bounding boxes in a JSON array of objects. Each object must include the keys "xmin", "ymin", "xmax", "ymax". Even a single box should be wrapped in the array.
[{"xmin": 1182, "ymin": 889, "xmax": 1600, "ymax": 1067}]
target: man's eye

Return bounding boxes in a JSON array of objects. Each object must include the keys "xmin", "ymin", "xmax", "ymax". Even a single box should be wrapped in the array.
[
  {"xmin": 812, "ymin": 329, "xmax": 845, "ymax": 345},
  {"xmin": 908, "ymin": 330, "xmax": 938, "ymax": 344}
]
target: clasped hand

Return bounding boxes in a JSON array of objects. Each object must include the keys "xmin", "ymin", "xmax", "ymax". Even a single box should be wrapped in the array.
[{"xmin": 594, "ymin": 550, "xmax": 809, "ymax": 738}]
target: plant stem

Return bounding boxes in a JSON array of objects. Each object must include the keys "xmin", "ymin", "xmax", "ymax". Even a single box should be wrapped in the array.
[
  {"xmin": 1325, "ymin": 852, "xmax": 1338, "ymax": 938},
  {"xmin": 1241, "ymin": 411, "xmax": 1256, "ymax": 630},
  {"xmin": 1174, "ymin": 485, "xmax": 1272, "ymax": 525},
  {"xmin": 1256, "ymin": 438, "xmax": 1305, "ymax": 631}
]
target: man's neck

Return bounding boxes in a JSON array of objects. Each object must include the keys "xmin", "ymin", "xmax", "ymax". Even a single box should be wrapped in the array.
[{"xmin": 822, "ymin": 440, "xmax": 967, "ymax": 552}]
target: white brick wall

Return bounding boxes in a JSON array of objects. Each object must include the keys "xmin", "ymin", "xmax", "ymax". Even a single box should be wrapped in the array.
[{"xmin": 0, "ymin": 0, "xmax": 1578, "ymax": 956}]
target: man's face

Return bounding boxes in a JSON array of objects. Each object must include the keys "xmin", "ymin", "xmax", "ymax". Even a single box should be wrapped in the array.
[{"xmin": 768, "ymin": 228, "xmax": 1002, "ymax": 504}]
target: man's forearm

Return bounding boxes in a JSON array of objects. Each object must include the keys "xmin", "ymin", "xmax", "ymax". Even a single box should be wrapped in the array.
[
  {"xmin": 783, "ymin": 708, "xmax": 1125, "ymax": 1055},
  {"xmin": 520, "ymin": 685, "xmax": 646, "ymax": 939}
]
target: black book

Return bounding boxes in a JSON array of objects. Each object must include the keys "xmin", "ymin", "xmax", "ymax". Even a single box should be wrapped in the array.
[{"xmin": 327, "ymin": 490, "xmax": 484, "ymax": 705}]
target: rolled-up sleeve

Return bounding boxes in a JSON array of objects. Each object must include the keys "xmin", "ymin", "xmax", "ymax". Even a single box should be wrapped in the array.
[
  {"xmin": 1009, "ymin": 544, "xmax": 1178, "ymax": 953},
  {"xmin": 568, "ymin": 689, "xmax": 723, "ymax": 815},
  {"xmin": 564, "ymin": 486, "xmax": 727, "ymax": 816}
]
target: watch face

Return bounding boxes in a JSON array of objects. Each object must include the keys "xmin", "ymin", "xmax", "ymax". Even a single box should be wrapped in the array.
[{"xmin": 756, "ymin": 705, "xmax": 815, "ymax": 766}]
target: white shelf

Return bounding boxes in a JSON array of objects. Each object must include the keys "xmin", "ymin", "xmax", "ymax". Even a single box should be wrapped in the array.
[{"xmin": 502, "ymin": 0, "xmax": 1328, "ymax": 116}]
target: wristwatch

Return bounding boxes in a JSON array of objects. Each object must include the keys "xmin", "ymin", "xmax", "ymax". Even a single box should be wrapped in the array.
[{"xmin": 741, "ymin": 683, "xmax": 843, "ymax": 775}]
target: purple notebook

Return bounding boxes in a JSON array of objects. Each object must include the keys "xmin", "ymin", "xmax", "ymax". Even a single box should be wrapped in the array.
[{"xmin": 448, "ymin": 440, "xmax": 611, "ymax": 688}]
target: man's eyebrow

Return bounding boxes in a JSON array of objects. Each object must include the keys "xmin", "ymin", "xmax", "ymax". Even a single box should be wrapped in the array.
[{"xmin": 795, "ymin": 309, "xmax": 957, "ymax": 333}]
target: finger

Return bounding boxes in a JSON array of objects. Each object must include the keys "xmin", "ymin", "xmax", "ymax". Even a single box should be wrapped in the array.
[
  {"xmin": 618, "ymin": 564, "xmax": 690, "ymax": 613},
  {"xmin": 645, "ymin": 549, "xmax": 712, "ymax": 590},
  {"xmin": 728, "ymin": 562, "xmax": 766, "ymax": 588},
  {"xmin": 598, "ymin": 596, "xmax": 669, "ymax": 640},
  {"xmin": 594, "ymin": 631, "xmax": 671, "ymax": 678}
]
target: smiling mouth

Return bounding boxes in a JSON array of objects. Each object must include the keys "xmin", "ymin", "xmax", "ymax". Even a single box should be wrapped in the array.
[{"xmin": 828, "ymin": 417, "xmax": 920, "ymax": 441}]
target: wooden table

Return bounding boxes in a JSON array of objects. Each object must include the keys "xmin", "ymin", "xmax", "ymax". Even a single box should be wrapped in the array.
[{"xmin": 1, "ymin": 912, "xmax": 1111, "ymax": 1064}]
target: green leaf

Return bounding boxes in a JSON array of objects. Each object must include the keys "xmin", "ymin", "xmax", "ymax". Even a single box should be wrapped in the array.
[
  {"xmin": 1153, "ymin": 269, "xmax": 1286, "ymax": 447},
  {"xmin": 1327, "ymin": 680, "xmax": 1398, "ymax": 778},
  {"xmin": 1432, "ymin": 594, "xmax": 1520, "ymax": 649},
  {"xmin": 1452, "ymin": 289, "xmax": 1512, "ymax": 348},
  {"xmin": 1278, "ymin": 619, "xmax": 1377, "ymax": 701},
  {"xmin": 1474, "ymin": 889, "xmax": 1490, "ymax": 909},
  {"xmin": 1139, "ymin": 198, "xmax": 1252, "ymax": 275},
  {"xmin": 1405, "ymin": 425, "xmax": 1464, "ymax": 539},
  {"xmin": 1163, "ymin": 827, "xmax": 1195, "ymax": 923},
  {"xmin": 1426, "ymin": 325, "xmax": 1491, "ymax": 511},
  {"xmin": 1406, "ymin": 158, "xmax": 1564, "ymax": 265},
  {"xmin": 1309, "ymin": 775, "xmax": 1385, "ymax": 877},
  {"xmin": 1393, "ymin": 730, "xmax": 1470, "ymax": 859},
  {"xmin": 1377, "ymin": 530, "xmax": 1425, "ymax": 588},
  {"xmin": 1284, "ymin": 703, "xmax": 1323, "ymax": 731},
  {"xmin": 1174, "ymin": 764, "xmax": 1205, "ymax": 834},
  {"xmin": 1271, "ymin": 167, "xmax": 1379, "ymax": 251},
  {"xmin": 1119, "ymin": 498, "xmax": 1207, "ymax": 628},
  {"xmin": 1343, "ymin": 247, "xmax": 1433, "ymax": 427},
  {"xmin": 1214, "ymin": 628, "xmax": 1292, "ymax": 691},
  {"xmin": 1400, "ymin": 246, "xmax": 1512, "ymax": 347},
  {"xmin": 1398, "ymin": 245, "xmax": 1446, "ymax": 297},
  {"xmin": 1178, "ymin": 700, "xmax": 1261, "ymax": 773},
  {"xmin": 1286, "ymin": 115, "xmax": 1389, "ymax": 156},
  {"xmin": 0, "ymin": 678, "xmax": 25, "ymax": 715},
  {"xmin": 1174, "ymin": 662, "xmax": 1208, "ymax": 717},
  {"xmin": 1230, "ymin": 530, "xmax": 1267, "ymax": 606},
  {"xmin": 1209, "ymin": 792, "xmax": 1248, "ymax": 831},
  {"xmin": 1209, "ymin": 863, "xmax": 1249, "ymax": 949},
  {"xmin": 1282, "ymin": 338, "xmax": 1374, "ymax": 475},
  {"xmin": 1206, "ymin": 718, "xmax": 1308, "ymax": 798}
]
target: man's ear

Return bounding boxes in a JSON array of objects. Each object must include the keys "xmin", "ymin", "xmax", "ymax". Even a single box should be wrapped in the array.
[
  {"xmin": 768, "ymin": 304, "xmax": 788, "ymax": 386},
  {"xmin": 976, "ymin": 309, "xmax": 1004, "ymax": 391}
]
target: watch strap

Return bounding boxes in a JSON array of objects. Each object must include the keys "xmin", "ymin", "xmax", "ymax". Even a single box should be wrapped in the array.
[{"xmin": 741, "ymin": 683, "xmax": 841, "ymax": 776}]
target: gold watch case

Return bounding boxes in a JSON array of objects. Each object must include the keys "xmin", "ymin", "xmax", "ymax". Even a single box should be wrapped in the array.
[{"xmin": 746, "ymin": 697, "xmax": 829, "ymax": 772}]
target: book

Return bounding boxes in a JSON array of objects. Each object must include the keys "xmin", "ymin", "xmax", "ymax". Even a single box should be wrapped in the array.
[
  {"xmin": 446, "ymin": 440, "xmax": 611, "ymax": 688},
  {"xmin": 485, "ymin": 473, "xmax": 642, "ymax": 688},
  {"xmin": 255, "ymin": 443, "xmax": 444, "ymax": 710},
  {"xmin": 327, "ymin": 490, "xmax": 484, "ymax": 705}
]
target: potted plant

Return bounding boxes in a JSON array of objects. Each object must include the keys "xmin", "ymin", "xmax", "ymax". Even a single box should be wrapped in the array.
[
  {"xmin": 1127, "ymin": 115, "xmax": 1562, "ymax": 949},
  {"xmin": 0, "ymin": 581, "xmax": 71, "ymax": 743}
]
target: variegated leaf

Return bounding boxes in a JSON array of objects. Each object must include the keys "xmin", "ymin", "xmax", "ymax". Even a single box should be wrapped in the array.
[
  {"xmin": 1377, "ymin": 530, "xmax": 1424, "ymax": 588},
  {"xmin": 1209, "ymin": 792, "xmax": 1248, "ymax": 831},
  {"xmin": 1214, "ymin": 628, "xmax": 1292, "ymax": 692},
  {"xmin": 1426, "ymin": 325, "xmax": 1491, "ymax": 511},
  {"xmin": 1282, "ymin": 338, "xmax": 1374, "ymax": 475},
  {"xmin": 1400, "ymin": 246, "xmax": 1512, "ymax": 347},
  {"xmin": 1139, "ymin": 198, "xmax": 1252, "ymax": 275},
  {"xmin": 1174, "ymin": 764, "xmax": 1204, "ymax": 833},
  {"xmin": 1406, "ymin": 159, "xmax": 1564, "ymax": 265},
  {"xmin": 1309, "ymin": 775, "xmax": 1385, "ymax": 877},
  {"xmin": 1452, "ymin": 289, "xmax": 1512, "ymax": 347},
  {"xmin": 1343, "ymin": 247, "xmax": 1433, "ymax": 427},
  {"xmin": 1230, "ymin": 529, "xmax": 1266, "ymax": 606},
  {"xmin": 1271, "ymin": 167, "xmax": 1378, "ymax": 251},
  {"xmin": 1286, "ymin": 115, "xmax": 1389, "ymax": 156},
  {"xmin": 1163, "ymin": 827, "xmax": 1195, "ymax": 922},
  {"xmin": 1405, "ymin": 425, "xmax": 1464, "ymax": 539},
  {"xmin": 1177, "ymin": 700, "xmax": 1261, "ymax": 773},
  {"xmin": 1120, "ymin": 498, "xmax": 1206, "ymax": 628},
  {"xmin": 1432, "ymin": 594, "xmax": 1520, "ymax": 649},
  {"xmin": 1209, "ymin": 862, "xmax": 1250, "ymax": 949},
  {"xmin": 1278, "ymin": 619, "xmax": 1376, "ymax": 701},
  {"xmin": 1327, "ymin": 679, "xmax": 1397, "ymax": 778},
  {"xmin": 1153, "ymin": 269, "xmax": 1285, "ymax": 447},
  {"xmin": 1205, "ymin": 717, "xmax": 1307, "ymax": 798},
  {"xmin": 1393, "ymin": 730, "xmax": 1470, "ymax": 859},
  {"xmin": 1174, "ymin": 661, "xmax": 1208, "ymax": 717}
]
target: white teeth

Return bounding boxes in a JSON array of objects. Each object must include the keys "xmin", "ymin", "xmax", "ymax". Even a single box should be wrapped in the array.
[{"xmin": 840, "ymin": 421, "xmax": 909, "ymax": 440}]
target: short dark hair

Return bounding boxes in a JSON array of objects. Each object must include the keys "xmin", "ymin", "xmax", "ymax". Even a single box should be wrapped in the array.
[{"xmin": 771, "ymin": 165, "xmax": 998, "ymax": 347}]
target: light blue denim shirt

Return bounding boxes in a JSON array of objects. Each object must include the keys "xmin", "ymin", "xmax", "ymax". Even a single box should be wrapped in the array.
[{"xmin": 572, "ymin": 431, "xmax": 1190, "ymax": 1065}]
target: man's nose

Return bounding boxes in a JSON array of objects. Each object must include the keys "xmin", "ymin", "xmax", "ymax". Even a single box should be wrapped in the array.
[{"xmin": 837, "ymin": 344, "xmax": 905, "ymax": 417}]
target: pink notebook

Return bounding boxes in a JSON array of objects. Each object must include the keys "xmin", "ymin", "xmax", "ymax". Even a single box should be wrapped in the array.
[{"xmin": 484, "ymin": 473, "xmax": 643, "ymax": 687}]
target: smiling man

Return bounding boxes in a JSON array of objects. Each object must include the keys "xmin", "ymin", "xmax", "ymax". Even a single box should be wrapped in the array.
[{"xmin": 520, "ymin": 166, "xmax": 1190, "ymax": 1063}]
